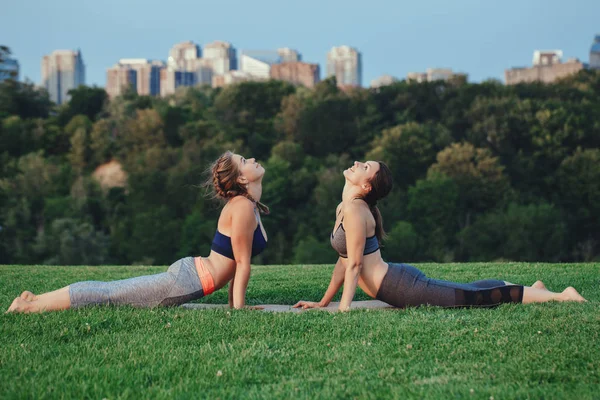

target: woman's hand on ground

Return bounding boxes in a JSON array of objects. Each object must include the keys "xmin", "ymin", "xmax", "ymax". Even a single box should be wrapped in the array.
[{"xmin": 292, "ymin": 301, "xmax": 322, "ymax": 309}]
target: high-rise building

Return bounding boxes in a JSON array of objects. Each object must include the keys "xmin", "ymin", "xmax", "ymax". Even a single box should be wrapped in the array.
[
  {"xmin": 370, "ymin": 75, "xmax": 398, "ymax": 88},
  {"xmin": 277, "ymin": 48, "xmax": 301, "ymax": 63},
  {"xmin": 590, "ymin": 35, "xmax": 600, "ymax": 69},
  {"xmin": 161, "ymin": 41, "xmax": 205, "ymax": 95},
  {"xmin": 505, "ymin": 50, "xmax": 583, "ymax": 85},
  {"xmin": 203, "ymin": 41, "xmax": 237, "ymax": 76},
  {"xmin": 118, "ymin": 59, "xmax": 164, "ymax": 96},
  {"xmin": 168, "ymin": 41, "xmax": 201, "ymax": 71},
  {"xmin": 160, "ymin": 69, "xmax": 196, "ymax": 96},
  {"xmin": 106, "ymin": 64, "xmax": 137, "ymax": 98},
  {"xmin": 190, "ymin": 58, "xmax": 213, "ymax": 86},
  {"xmin": 326, "ymin": 46, "xmax": 362, "ymax": 87},
  {"xmin": 0, "ymin": 54, "xmax": 19, "ymax": 82},
  {"xmin": 41, "ymin": 49, "xmax": 85, "ymax": 104},
  {"xmin": 240, "ymin": 50, "xmax": 282, "ymax": 79},
  {"xmin": 270, "ymin": 62, "xmax": 320, "ymax": 88}
]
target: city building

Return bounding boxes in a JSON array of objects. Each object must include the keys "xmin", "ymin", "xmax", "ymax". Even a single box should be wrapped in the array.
[
  {"xmin": 107, "ymin": 59, "xmax": 164, "ymax": 97},
  {"xmin": 590, "ymin": 35, "xmax": 600, "ymax": 69},
  {"xmin": 406, "ymin": 72, "xmax": 427, "ymax": 83},
  {"xmin": 211, "ymin": 70, "xmax": 252, "ymax": 88},
  {"xmin": 533, "ymin": 50, "xmax": 562, "ymax": 66},
  {"xmin": 167, "ymin": 41, "xmax": 201, "ymax": 71},
  {"xmin": 270, "ymin": 62, "xmax": 320, "ymax": 88},
  {"xmin": 121, "ymin": 59, "xmax": 164, "ymax": 96},
  {"xmin": 41, "ymin": 49, "xmax": 85, "ymax": 104},
  {"xmin": 326, "ymin": 46, "xmax": 362, "ymax": 87},
  {"xmin": 190, "ymin": 58, "xmax": 213, "ymax": 86},
  {"xmin": 161, "ymin": 41, "xmax": 209, "ymax": 94},
  {"xmin": 240, "ymin": 50, "xmax": 282, "ymax": 79},
  {"xmin": 406, "ymin": 68, "xmax": 466, "ymax": 83},
  {"xmin": 370, "ymin": 74, "xmax": 398, "ymax": 88},
  {"xmin": 427, "ymin": 68, "xmax": 454, "ymax": 81},
  {"xmin": 160, "ymin": 69, "xmax": 196, "ymax": 96},
  {"xmin": 505, "ymin": 50, "xmax": 584, "ymax": 85},
  {"xmin": 0, "ymin": 55, "xmax": 19, "ymax": 82},
  {"xmin": 106, "ymin": 64, "xmax": 137, "ymax": 98},
  {"xmin": 203, "ymin": 41, "xmax": 237, "ymax": 76},
  {"xmin": 277, "ymin": 48, "xmax": 301, "ymax": 63}
]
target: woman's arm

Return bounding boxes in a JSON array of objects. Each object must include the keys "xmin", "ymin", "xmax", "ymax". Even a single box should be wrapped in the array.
[
  {"xmin": 228, "ymin": 277, "xmax": 235, "ymax": 308},
  {"xmin": 229, "ymin": 198, "xmax": 257, "ymax": 309},
  {"xmin": 319, "ymin": 258, "xmax": 346, "ymax": 306},
  {"xmin": 338, "ymin": 203, "xmax": 367, "ymax": 311},
  {"xmin": 293, "ymin": 258, "xmax": 345, "ymax": 309}
]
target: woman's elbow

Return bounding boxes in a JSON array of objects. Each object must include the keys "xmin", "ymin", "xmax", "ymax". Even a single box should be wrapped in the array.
[
  {"xmin": 346, "ymin": 262, "xmax": 362, "ymax": 274},
  {"xmin": 234, "ymin": 261, "xmax": 251, "ymax": 277}
]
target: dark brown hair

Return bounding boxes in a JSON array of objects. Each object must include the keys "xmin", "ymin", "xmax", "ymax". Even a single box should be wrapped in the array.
[
  {"xmin": 360, "ymin": 161, "xmax": 393, "ymax": 242},
  {"xmin": 205, "ymin": 151, "xmax": 270, "ymax": 214}
]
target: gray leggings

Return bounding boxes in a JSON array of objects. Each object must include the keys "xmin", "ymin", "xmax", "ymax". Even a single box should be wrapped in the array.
[
  {"xmin": 376, "ymin": 263, "xmax": 524, "ymax": 308},
  {"xmin": 69, "ymin": 257, "xmax": 205, "ymax": 308}
]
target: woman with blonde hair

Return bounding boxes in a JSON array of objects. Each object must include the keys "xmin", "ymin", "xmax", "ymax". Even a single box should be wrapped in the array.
[{"xmin": 7, "ymin": 151, "xmax": 269, "ymax": 313}]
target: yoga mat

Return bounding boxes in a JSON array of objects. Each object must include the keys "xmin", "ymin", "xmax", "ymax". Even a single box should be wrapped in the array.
[{"xmin": 182, "ymin": 300, "xmax": 394, "ymax": 312}]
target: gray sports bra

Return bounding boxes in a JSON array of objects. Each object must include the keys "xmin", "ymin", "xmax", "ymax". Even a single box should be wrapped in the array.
[{"xmin": 330, "ymin": 211, "xmax": 380, "ymax": 258}]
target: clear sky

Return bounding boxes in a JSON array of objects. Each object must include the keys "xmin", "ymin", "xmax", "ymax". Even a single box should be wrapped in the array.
[{"xmin": 2, "ymin": 0, "xmax": 599, "ymax": 87}]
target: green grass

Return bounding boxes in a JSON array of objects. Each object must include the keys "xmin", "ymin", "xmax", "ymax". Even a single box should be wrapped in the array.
[{"xmin": 1, "ymin": 263, "xmax": 599, "ymax": 399}]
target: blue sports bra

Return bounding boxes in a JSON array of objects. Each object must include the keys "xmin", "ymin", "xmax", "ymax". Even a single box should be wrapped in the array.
[{"xmin": 211, "ymin": 210, "xmax": 268, "ymax": 260}]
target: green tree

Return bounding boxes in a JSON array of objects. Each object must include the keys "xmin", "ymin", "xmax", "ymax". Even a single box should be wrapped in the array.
[
  {"xmin": 0, "ymin": 79, "xmax": 52, "ymax": 119},
  {"xmin": 381, "ymin": 221, "xmax": 420, "ymax": 262},
  {"xmin": 0, "ymin": 152, "xmax": 60, "ymax": 263},
  {"xmin": 367, "ymin": 122, "xmax": 452, "ymax": 189},
  {"xmin": 293, "ymin": 235, "xmax": 336, "ymax": 264},
  {"xmin": 406, "ymin": 173, "xmax": 459, "ymax": 261},
  {"xmin": 89, "ymin": 119, "xmax": 116, "ymax": 167},
  {"xmin": 58, "ymin": 86, "xmax": 108, "ymax": 124},
  {"xmin": 118, "ymin": 109, "xmax": 166, "ymax": 158},
  {"xmin": 556, "ymin": 148, "xmax": 600, "ymax": 260},
  {"xmin": 459, "ymin": 203, "xmax": 567, "ymax": 262},
  {"xmin": 34, "ymin": 218, "xmax": 108, "ymax": 265},
  {"xmin": 213, "ymin": 80, "xmax": 295, "ymax": 159},
  {"xmin": 429, "ymin": 142, "xmax": 510, "ymax": 222}
]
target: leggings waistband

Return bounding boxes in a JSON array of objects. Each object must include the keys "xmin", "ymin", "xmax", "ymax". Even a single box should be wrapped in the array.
[{"xmin": 194, "ymin": 257, "xmax": 215, "ymax": 295}]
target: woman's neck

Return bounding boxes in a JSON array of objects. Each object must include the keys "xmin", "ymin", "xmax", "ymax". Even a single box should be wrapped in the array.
[
  {"xmin": 342, "ymin": 181, "xmax": 363, "ymax": 203},
  {"xmin": 247, "ymin": 181, "xmax": 262, "ymax": 203}
]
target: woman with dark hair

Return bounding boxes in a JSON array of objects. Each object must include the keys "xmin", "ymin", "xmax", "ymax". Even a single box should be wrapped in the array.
[
  {"xmin": 294, "ymin": 160, "xmax": 586, "ymax": 311},
  {"xmin": 7, "ymin": 151, "xmax": 269, "ymax": 313}
]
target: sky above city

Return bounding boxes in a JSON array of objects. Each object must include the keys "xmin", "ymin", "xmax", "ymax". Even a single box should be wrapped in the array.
[{"xmin": 2, "ymin": 0, "xmax": 599, "ymax": 87}]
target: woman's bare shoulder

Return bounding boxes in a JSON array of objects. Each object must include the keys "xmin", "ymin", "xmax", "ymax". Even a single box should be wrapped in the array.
[{"xmin": 227, "ymin": 196, "xmax": 256, "ymax": 218}]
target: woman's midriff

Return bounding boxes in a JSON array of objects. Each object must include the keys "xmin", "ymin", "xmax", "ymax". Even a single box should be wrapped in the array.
[
  {"xmin": 339, "ymin": 252, "xmax": 389, "ymax": 298},
  {"xmin": 197, "ymin": 252, "xmax": 236, "ymax": 292},
  {"xmin": 194, "ymin": 257, "xmax": 215, "ymax": 295}
]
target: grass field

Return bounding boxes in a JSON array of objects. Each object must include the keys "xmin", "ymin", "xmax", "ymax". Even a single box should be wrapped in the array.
[{"xmin": 1, "ymin": 263, "xmax": 599, "ymax": 399}]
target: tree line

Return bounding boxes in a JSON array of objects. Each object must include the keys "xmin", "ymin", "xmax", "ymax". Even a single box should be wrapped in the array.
[{"xmin": 1, "ymin": 68, "xmax": 599, "ymax": 265}]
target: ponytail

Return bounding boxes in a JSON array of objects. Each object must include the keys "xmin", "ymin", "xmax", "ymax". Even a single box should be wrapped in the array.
[
  {"xmin": 370, "ymin": 204, "xmax": 386, "ymax": 242},
  {"xmin": 361, "ymin": 161, "xmax": 393, "ymax": 243}
]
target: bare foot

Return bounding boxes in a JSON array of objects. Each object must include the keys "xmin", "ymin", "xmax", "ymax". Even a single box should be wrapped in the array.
[
  {"xmin": 20, "ymin": 291, "xmax": 37, "ymax": 301},
  {"xmin": 532, "ymin": 281, "xmax": 547, "ymax": 291},
  {"xmin": 6, "ymin": 297, "xmax": 33, "ymax": 313},
  {"xmin": 560, "ymin": 287, "xmax": 587, "ymax": 302}
]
